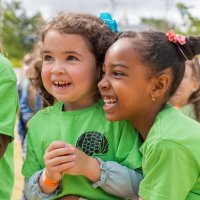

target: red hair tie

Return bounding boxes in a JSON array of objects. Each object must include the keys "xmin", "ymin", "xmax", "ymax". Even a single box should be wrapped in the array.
[{"xmin": 166, "ymin": 30, "xmax": 186, "ymax": 45}]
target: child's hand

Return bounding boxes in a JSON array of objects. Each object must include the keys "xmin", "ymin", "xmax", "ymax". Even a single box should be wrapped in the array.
[
  {"xmin": 44, "ymin": 141, "xmax": 76, "ymax": 181},
  {"xmin": 62, "ymin": 145, "xmax": 101, "ymax": 182}
]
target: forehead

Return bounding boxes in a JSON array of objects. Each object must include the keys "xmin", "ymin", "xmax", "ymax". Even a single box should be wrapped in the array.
[
  {"xmin": 105, "ymin": 38, "xmax": 154, "ymax": 79},
  {"xmin": 43, "ymin": 30, "xmax": 89, "ymax": 49},
  {"xmin": 105, "ymin": 38, "xmax": 140, "ymax": 65},
  {"xmin": 109, "ymin": 38, "xmax": 133, "ymax": 53}
]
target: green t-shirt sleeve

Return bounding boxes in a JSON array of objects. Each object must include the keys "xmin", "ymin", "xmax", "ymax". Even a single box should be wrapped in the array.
[
  {"xmin": 139, "ymin": 139, "xmax": 198, "ymax": 200},
  {"xmin": 0, "ymin": 80, "xmax": 18, "ymax": 138}
]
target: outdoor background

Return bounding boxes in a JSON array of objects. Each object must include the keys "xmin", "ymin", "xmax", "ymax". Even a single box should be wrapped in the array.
[{"xmin": 0, "ymin": 0, "xmax": 200, "ymax": 199}]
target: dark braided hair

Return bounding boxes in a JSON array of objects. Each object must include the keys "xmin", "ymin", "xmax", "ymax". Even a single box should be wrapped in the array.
[{"xmin": 116, "ymin": 31, "xmax": 200, "ymax": 99}]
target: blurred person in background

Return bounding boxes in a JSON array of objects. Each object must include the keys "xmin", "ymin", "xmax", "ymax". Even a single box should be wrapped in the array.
[
  {"xmin": 0, "ymin": 46, "xmax": 18, "ymax": 200},
  {"xmin": 18, "ymin": 51, "xmax": 42, "ymax": 157},
  {"xmin": 170, "ymin": 57, "xmax": 200, "ymax": 122},
  {"xmin": 17, "ymin": 53, "xmax": 34, "ymax": 152},
  {"xmin": 18, "ymin": 51, "xmax": 42, "ymax": 200}
]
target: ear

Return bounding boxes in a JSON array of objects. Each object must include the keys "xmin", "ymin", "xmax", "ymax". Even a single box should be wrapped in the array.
[{"xmin": 150, "ymin": 69, "xmax": 172, "ymax": 100}]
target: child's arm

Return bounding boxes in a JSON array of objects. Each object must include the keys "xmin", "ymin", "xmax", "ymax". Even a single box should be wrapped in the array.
[
  {"xmin": 60, "ymin": 144, "xmax": 142, "ymax": 199},
  {"xmin": 92, "ymin": 158, "xmax": 143, "ymax": 199},
  {"xmin": 24, "ymin": 170, "xmax": 61, "ymax": 200},
  {"xmin": 23, "ymin": 141, "xmax": 76, "ymax": 200},
  {"xmin": 39, "ymin": 141, "xmax": 76, "ymax": 194},
  {"xmin": 24, "ymin": 141, "xmax": 142, "ymax": 199},
  {"xmin": 25, "ymin": 159, "xmax": 142, "ymax": 200}
]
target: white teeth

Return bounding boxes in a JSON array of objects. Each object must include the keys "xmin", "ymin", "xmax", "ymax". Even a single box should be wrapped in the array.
[
  {"xmin": 104, "ymin": 97, "xmax": 117, "ymax": 104},
  {"xmin": 53, "ymin": 81, "xmax": 70, "ymax": 87}
]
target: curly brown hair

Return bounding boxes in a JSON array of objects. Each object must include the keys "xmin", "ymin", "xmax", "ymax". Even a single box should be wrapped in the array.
[{"xmin": 35, "ymin": 12, "xmax": 116, "ymax": 107}]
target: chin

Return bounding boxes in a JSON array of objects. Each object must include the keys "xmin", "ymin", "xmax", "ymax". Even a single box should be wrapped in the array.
[{"xmin": 105, "ymin": 113, "xmax": 122, "ymax": 122}]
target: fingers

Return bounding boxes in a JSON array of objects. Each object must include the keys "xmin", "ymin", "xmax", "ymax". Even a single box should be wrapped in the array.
[
  {"xmin": 44, "ymin": 141, "xmax": 75, "ymax": 160},
  {"xmin": 49, "ymin": 161, "xmax": 76, "ymax": 173},
  {"xmin": 46, "ymin": 154, "xmax": 76, "ymax": 168},
  {"xmin": 46, "ymin": 141, "xmax": 72, "ymax": 152},
  {"xmin": 43, "ymin": 142, "xmax": 76, "ymax": 180},
  {"xmin": 46, "ymin": 146, "xmax": 75, "ymax": 160},
  {"xmin": 44, "ymin": 142, "xmax": 76, "ymax": 167}
]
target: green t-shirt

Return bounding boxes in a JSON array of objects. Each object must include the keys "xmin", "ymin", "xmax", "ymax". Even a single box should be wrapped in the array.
[
  {"xmin": 22, "ymin": 101, "xmax": 142, "ymax": 200},
  {"xmin": 139, "ymin": 105, "xmax": 200, "ymax": 200},
  {"xmin": 0, "ymin": 53, "xmax": 18, "ymax": 200},
  {"xmin": 181, "ymin": 104, "xmax": 196, "ymax": 121}
]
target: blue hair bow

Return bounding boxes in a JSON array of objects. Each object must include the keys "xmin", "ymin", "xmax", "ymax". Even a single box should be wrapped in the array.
[{"xmin": 99, "ymin": 12, "xmax": 120, "ymax": 32}]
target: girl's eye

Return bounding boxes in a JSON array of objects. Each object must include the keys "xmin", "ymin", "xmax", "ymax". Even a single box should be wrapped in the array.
[
  {"xmin": 43, "ymin": 55, "xmax": 53, "ymax": 62},
  {"xmin": 113, "ymin": 71, "xmax": 125, "ymax": 77},
  {"xmin": 67, "ymin": 55, "xmax": 78, "ymax": 61}
]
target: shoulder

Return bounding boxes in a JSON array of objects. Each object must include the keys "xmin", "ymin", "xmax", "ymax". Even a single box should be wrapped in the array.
[
  {"xmin": 139, "ymin": 138, "xmax": 198, "ymax": 200},
  {"xmin": 151, "ymin": 105, "xmax": 200, "ymax": 140},
  {"xmin": 29, "ymin": 102, "xmax": 62, "ymax": 126},
  {"xmin": 141, "ymin": 139, "xmax": 196, "ymax": 169},
  {"xmin": 0, "ymin": 54, "xmax": 17, "ymax": 83},
  {"xmin": 0, "ymin": 54, "xmax": 13, "ymax": 68},
  {"xmin": 148, "ymin": 139, "xmax": 186, "ymax": 153},
  {"xmin": 143, "ymin": 105, "xmax": 200, "ymax": 150}
]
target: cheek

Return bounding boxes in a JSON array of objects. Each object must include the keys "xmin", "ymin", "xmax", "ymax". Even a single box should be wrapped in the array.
[
  {"xmin": 41, "ymin": 67, "xmax": 50, "ymax": 86},
  {"xmin": 118, "ymin": 84, "xmax": 134, "ymax": 99}
]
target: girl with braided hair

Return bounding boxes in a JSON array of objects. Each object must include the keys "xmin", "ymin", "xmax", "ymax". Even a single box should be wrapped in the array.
[{"xmin": 98, "ymin": 30, "xmax": 200, "ymax": 199}]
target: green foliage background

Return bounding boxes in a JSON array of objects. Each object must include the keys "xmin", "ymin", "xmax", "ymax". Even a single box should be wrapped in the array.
[
  {"xmin": 141, "ymin": 2, "xmax": 200, "ymax": 34},
  {"xmin": 0, "ymin": 1, "xmax": 44, "ymax": 67},
  {"xmin": 0, "ymin": 1, "xmax": 200, "ymax": 67}
]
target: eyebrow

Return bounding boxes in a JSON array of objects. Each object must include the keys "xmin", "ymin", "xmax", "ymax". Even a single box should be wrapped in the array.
[
  {"xmin": 110, "ymin": 63, "xmax": 129, "ymax": 69},
  {"xmin": 41, "ymin": 50, "xmax": 83, "ymax": 57}
]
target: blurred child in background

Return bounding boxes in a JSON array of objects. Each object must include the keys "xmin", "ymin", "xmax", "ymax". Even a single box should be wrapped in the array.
[
  {"xmin": 170, "ymin": 57, "xmax": 200, "ymax": 122},
  {"xmin": 18, "ymin": 49, "xmax": 43, "ymax": 200}
]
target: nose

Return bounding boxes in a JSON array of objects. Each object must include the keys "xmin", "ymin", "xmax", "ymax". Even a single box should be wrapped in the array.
[
  {"xmin": 98, "ymin": 77, "xmax": 110, "ymax": 91},
  {"xmin": 51, "ymin": 62, "xmax": 66, "ymax": 74}
]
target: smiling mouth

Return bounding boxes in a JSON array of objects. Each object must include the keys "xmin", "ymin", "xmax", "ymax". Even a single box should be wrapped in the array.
[
  {"xmin": 53, "ymin": 81, "xmax": 71, "ymax": 88},
  {"xmin": 103, "ymin": 96, "xmax": 118, "ymax": 109}
]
